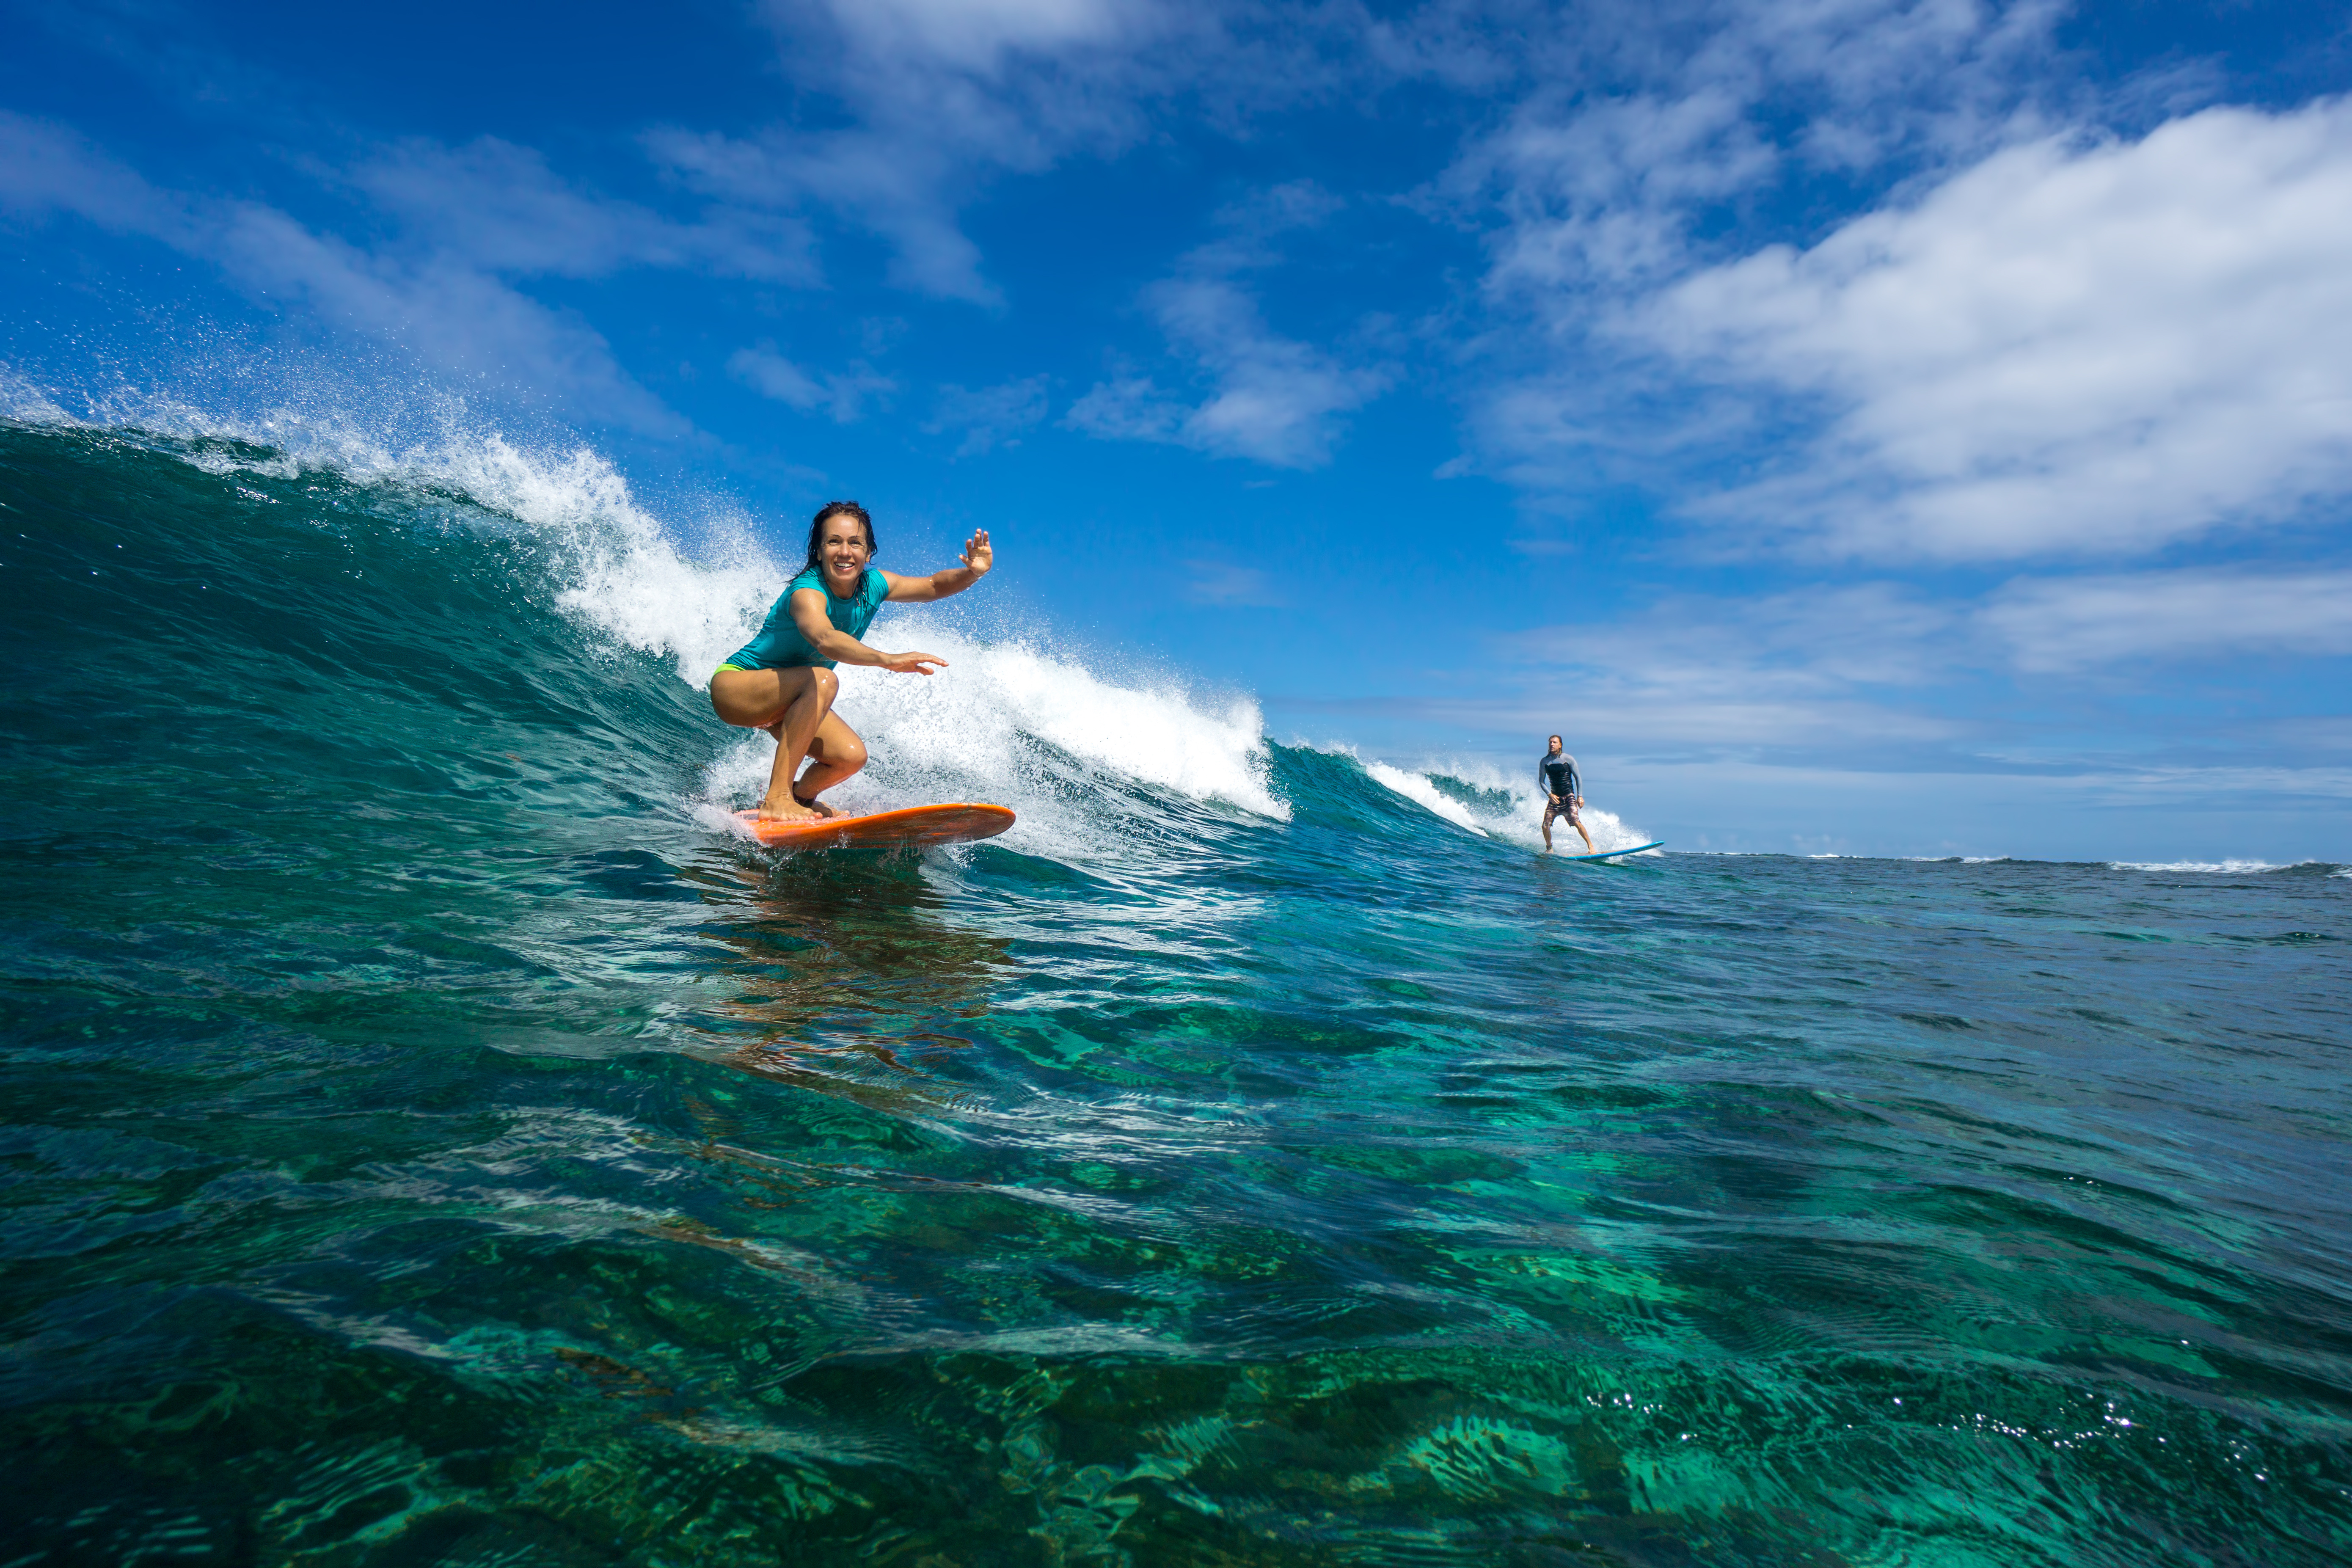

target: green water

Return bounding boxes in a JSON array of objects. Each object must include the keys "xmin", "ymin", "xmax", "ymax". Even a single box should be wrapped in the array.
[{"xmin": 3, "ymin": 423, "xmax": 2348, "ymax": 1565}]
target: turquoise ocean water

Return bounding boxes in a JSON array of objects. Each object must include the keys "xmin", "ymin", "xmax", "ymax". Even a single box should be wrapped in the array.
[{"xmin": 3, "ymin": 419, "xmax": 2348, "ymax": 1565}]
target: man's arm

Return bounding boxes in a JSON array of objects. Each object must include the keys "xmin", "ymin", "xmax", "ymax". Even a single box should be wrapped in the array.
[{"xmin": 883, "ymin": 529, "xmax": 992, "ymax": 603}]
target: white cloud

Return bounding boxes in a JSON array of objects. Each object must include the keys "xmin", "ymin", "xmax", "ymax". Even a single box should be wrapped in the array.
[
  {"xmin": 1648, "ymin": 99, "xmax": 2352, "ymax": 559},
  {"xmin": 650, "ymin": 0, "xmax": 1196, "ymax": 302},
  {"xmin": 728, "ymin": 346, "xmax": 894, "ymax": 422},
  {"xmin": 927, "ymin": 375, "xmax": 1049, "ymax": 454},
  {"xmin": 349, "ymin": 137, "xmax": 815, "ymax": 283},
  {"xmin": 670, "ymin": 1, "xmax": 1460, "ymax": 304},
  {"xmin": 649, "ymin": 122, "xmax": 1011, "ymax": 303},
  {"xmin": 1182, "ymin": 559, "xmax": 1284, "ymax": 606},
  {"xmin": 1984, "ymin": 567, "xmax": 2352, "ymax": 671},
  {"xmin": 0, "ymin": 112, "xmax": 189, "ymax": 234},
  {"xmin": 809, "ymin": 0, "xmax": 1144, "ymax": 71},
  {"xmin": 1063, "ymin": 375, "xmax": 1186, "ymax": 441},
  {"xmin": 1462, "ymin": 0, "xmax": 2063, "ymax": 302},
  {"xmin": 0, "ymin": 113, "xmax": 686, "ymax": 434},
  {"xmin": 210, "ymin": 207, "xmax": 690, "ymax": 434},
  {"xmin": 1490, "ymin": 582, "xmax": 1967, "ymax": 756},
  {"xmin": 1066, "ymin": 184, "xmax": 1388, "ymax": 467},
  {"xmin": 1066, "ymin": 285, "xmax": 1387, "ymax": 467},
  {"xmin": 1475, "ymin": 561, "xmax": 2352, "ymax": 768},
  {"xmin": 1448, "ymin": 0, "xmax": 2081, "ymax": 509}
]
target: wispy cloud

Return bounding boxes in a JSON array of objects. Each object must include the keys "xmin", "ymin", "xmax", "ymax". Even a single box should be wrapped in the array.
[
  {"xmin": 1497, "ymin": 582, "xmax": 1967, "ymax": 756},
  {"xmin": 926, "ymin": 376, "xmax": 1049, "ymax": 455},
  {"xmin": 649, "ymin": 0, "xmax": 1454, "ymax": 305},
  {"xmin": 799, "ymin": 0, "xmax": 1154, "ymax": 72},
  {"xmin": 347, "ymin": 137, "xmax": 815, "ymax": 283},
  {"xmin": 1460, "ymin": 0, "xmax": 2062, "ymax": 304},
  {"xmin": 1182, "ymin": 559, "xmax": 1285, "ymax": 607},
  {"xmin": 649, "ymin": 0, "xmax": 1196, "ymax": 302},
  {"xmin": 728, "ymin": 346, "xmax": 895, "ymax": 423},
  {"xmin": 1482, "ymin": 562, "xmax": 2352, "ymax": 766},
  {"xmin": 1984, "ymin": 567, "xmax": 2352, "ymax": 671},
  {"xmin": 1066, "ymin": 183, "xmax": 1391, "ymax": 467},
  {"xmin": 0, "ymin": 112, "xmax": 689, "ymax": 434}
]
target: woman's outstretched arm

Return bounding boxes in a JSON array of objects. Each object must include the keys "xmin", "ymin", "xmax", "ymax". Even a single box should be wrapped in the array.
[
  {"xmin": 881, "ymin": 529, "xmax": 992, "ymax": 602},
  {"xmin": 784, "ymin": 590, "xmax": 946, "ymax": 674}
]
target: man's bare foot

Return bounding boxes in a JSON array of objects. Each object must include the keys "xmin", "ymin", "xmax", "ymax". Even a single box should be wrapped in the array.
[
  {"xmin": 755, "ymin": 796, "xmax": 821, "ymax": 821},
  {"xmin": 793, "ymin": 793, "xmax": 841, "ymax": 819}
]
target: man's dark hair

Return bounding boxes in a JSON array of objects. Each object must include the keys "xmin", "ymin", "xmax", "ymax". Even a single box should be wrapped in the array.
[{"xmin": 804, "ymin": 501, "xmax": 877, "ymax": 570}]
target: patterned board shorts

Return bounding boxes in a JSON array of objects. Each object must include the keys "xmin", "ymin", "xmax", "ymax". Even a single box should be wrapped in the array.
[{"xmin": 1544, "ymin": 797, "xmax": 1581, "ymax": 827}]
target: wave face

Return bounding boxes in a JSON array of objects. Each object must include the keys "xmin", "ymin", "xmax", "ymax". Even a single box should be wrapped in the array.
[{"xmin": 5, "ymin": 418, "xmax": 2350, "ymax": 1567}]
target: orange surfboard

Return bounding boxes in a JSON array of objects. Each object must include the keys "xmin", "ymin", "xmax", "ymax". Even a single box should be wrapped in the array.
[{"xmin": 733, "ymin": 802, "xmax": 1016, "ymax": 852}]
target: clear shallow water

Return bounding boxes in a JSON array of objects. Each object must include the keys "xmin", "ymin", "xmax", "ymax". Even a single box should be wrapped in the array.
[{"xmin": 3, "ymin": 422, "xmax": 2348, "ymax": 1566}]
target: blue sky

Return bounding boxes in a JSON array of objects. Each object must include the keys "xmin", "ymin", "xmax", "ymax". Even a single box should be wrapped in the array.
[{"xmin": 4, "ymin": 0, "xmax": 2349, "ymax": 859}]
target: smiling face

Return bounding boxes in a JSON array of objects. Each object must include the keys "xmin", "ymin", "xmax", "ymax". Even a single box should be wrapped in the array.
[{"xmin": 817, "ymin": 514, "xmax": 872, "ymax": 590}]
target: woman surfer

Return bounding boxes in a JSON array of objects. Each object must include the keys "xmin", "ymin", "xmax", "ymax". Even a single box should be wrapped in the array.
[{"xmin": 710, "ymin": 501, "xmax": 992, "ymax": 821}]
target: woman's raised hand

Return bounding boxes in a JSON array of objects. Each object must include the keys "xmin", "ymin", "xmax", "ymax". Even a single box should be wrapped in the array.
[
  {"xmin": 961, "ymin": 529, "xmax": 992, "ymax": 575},
  {"xmin": 882, "ymin": 650, "xmax": 948, "ymax": 676}
]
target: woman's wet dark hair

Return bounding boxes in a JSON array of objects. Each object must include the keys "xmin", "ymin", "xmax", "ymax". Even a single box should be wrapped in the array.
[{"xmin": 804, "ymin": 500, "xmax": 876, "ymax": 571}]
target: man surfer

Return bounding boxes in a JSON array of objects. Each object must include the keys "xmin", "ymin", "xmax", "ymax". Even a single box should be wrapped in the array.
[
  {"xmin": 709, "ymin": 501, "xmax": 992, "ymax": 821},
  {"xmin": 1540, "ymin": 735, "xmax": 1594, "ymax": 854}
]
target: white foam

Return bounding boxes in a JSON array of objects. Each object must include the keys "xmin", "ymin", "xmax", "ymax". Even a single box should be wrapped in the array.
[
  {"xmin": 1365, "ymin": 763, "xmax": 1488, "ymax": 836},
  {"xmin": 845, "ymin": 629, "xmax": 1283, "ymax": 815},
  {"xmin": 696, "ymin": 624, "xmax": 1287, "ymax": 866},
  {"xmin": 2108, "ymin": 860, "xmax": 2284, "ymax": 874}
]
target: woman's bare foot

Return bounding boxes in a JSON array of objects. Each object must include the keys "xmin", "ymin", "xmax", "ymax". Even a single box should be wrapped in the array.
[
  {"xmin": 794, "ymin": 793, "xmax": 842, "ymax": 819},
  {"xmin": 755, "ymin": 795, "xmax": 821, "ymax": 822}
]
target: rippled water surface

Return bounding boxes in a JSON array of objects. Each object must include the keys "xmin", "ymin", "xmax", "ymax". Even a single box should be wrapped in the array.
[{"xmin": 4, "ymin": 424, "xmax": 2349, "ymax": 1566}]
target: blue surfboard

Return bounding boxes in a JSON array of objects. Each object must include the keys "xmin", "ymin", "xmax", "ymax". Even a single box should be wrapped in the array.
[{"xmin": 1556, "ymin": 840, "xmax": 1665, "ymax": 862}]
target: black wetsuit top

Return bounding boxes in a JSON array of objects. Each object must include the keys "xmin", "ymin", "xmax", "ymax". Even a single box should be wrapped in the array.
[{"xmin": 1540, "ymin": 753, "xmax": 1579, "ymax": 801}]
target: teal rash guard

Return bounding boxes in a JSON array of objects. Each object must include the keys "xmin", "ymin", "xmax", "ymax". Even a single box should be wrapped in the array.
[{"xmin": 719, "ymin": 567, "xmax": 890, "ymax": 674}]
